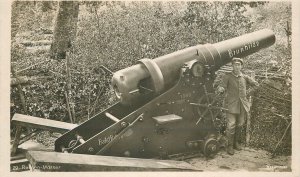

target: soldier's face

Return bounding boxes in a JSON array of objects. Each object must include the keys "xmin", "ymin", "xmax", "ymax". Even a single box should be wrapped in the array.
[{"xmin": 233, "ymin": 62, "xmax": 242, "ymax": 72}]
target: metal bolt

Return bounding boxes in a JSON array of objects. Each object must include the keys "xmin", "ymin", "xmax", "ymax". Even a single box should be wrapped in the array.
[
  {"xmin": 208, "ymin": 144, "xmax": 217, "ymax": 152},
  {"xmin": 187, "ymin": 142, "xmax": 193, "ymax": 148},
  {"xmin": 143, "ymin": 136, "xmax": 150, "ymax": 143},
  {"xmin": 124, "ymin": 151, "xmax": 131, "ymax": 157},
  {"xmin": 121, "ymin": 122, "xmax": 127, "ymax": 127},
  {"xmin": 88, "ymin": 147, "xmax": 94, "ymax": 152},
  {"xmin": 139, "ymin": 116, "xmax": 144, "ymax": 121}
]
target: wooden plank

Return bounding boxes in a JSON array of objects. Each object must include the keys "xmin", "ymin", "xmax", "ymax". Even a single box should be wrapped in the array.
[
  {"xmin": 12, "ymin": 114, "xmax": 77, "ymax": 133},
  {"xmin": 26, "ymin": 151, "xmax": 200, "ymax": 171},
  {"xmin": 11, "ymin": 158, "xmax": 30, "ymax": 172},
  {"xmin": 246, "ymin": 71, "xmax": 255, "ymax": 146},
  {"xmin": 11, "ymin": 152, "xmax": 26, "ymax": 161},
  {"xmin": 152, "ymin": 114, "xmax": 182, "ymax": 125},
  {"xmin": 11, "ymin": 126, "xmax": 22, "ymax": 156},
  {"xmin": 11, "ymin": 140, "xmax": 54, "ymax": 172},
  {"xmin": 11, "ymin": 76, "xmax": 52, "ymax": 86}
]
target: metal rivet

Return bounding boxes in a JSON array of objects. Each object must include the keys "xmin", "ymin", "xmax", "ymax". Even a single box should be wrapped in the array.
[
  {"xmin": 88, "ymin": 147, "xmax": 94, "ymax": 152},
  {"xmin": 124, "ymin": 151, "xmax": 130, "ymax": 157},
  {"xmin": 121, "ymin": 122, "xmax": 127, "ymax": 127}
]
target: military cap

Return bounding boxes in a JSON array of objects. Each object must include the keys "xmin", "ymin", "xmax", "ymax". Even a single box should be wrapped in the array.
[{"xmin": 232, "ymin": 57, "xmax": 244, "ymax": 65}]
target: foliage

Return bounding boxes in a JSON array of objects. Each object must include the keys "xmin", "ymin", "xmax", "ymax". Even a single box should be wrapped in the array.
[
  {"xmin": 243, "ymin": 1, "xmax": 292, "ymax": 76},
  {"xmin": 183, "ymin": 1, "xmax": 253, "ymax": 42}
]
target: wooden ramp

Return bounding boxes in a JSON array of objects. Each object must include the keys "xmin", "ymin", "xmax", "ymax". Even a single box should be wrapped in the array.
[
  {"xmin": 11, "ymin": 114, "xmax": 78, "ymax": 155},
  {"xmin": 11, "ymin": 114, "xmax": 77, "ymax": 133},
  {"xmin": 26, "ymin": 151, "xmax": 201, "ymax": 171}
]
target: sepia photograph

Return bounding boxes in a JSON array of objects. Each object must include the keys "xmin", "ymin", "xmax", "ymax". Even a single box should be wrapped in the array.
[{"xmin": 1, "ymin": 0, "xmax": 299, "ymax": 175}]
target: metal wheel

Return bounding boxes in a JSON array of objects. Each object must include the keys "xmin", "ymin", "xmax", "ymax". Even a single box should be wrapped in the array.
[{"xmin": 203, "ymin": 135, "xmax": 219, "ymax": 158}]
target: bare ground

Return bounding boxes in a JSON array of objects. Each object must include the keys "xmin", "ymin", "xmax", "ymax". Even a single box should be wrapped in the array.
[
  {"xmin": 14, "ymin": 138, "xmax": 291, "ymax": 172},
  {"xmin": 186, "ymin": 147, "xmax": 291, "ymax": 172}
]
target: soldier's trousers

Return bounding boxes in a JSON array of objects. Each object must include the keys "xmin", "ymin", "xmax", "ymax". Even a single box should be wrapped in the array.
[{"xmin": 226, "ymin": 106, "xmax": 247, "ymax": 134}]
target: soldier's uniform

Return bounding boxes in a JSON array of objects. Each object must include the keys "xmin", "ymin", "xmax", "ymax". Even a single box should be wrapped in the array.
[
  {"xmin": 222, "ymin": 72, "xmax": 258, "ymax": 132},
  {"xmin": 220, "ymin": 58, "xmax": 258, "ymax": 154}
]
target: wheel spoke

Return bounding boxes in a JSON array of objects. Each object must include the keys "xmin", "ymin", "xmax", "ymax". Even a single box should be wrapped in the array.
[{"xmin": 194, "ymin": 87, "xmax": 227, "ymax": 126}]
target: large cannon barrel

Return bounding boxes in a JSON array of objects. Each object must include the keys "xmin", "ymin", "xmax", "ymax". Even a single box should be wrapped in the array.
[{"xmin": 112, "ymin": 29, "xmax": 275, "ymax": 105}]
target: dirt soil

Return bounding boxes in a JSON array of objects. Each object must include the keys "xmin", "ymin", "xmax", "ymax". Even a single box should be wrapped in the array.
[
  {"xmin": 186, "ymin": 147, "xmax": 291, "ymax": 172},
  {"xmin": 15, "ymin": 139, "xmax": 291, "ymax": 172}
]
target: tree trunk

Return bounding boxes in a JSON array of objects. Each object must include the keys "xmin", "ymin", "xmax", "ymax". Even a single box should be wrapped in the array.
[
  {"xmin": 11, "ymin": 2, "xmax": 20, "ymax": 38},
  {"xmin": 50, "ymin": 1, "xmax": 79, "ymax": 60}
]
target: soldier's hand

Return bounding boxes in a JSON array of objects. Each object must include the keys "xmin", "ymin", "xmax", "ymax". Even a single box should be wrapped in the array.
[{"xmin": 217, "ymin": 86, "xmax": 225, "ymax": 94}]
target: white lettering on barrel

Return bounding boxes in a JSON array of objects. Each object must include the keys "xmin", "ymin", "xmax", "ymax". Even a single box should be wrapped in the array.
[{"xmin": 227, "ymin": 41, "xmax": 260, "ymax": 58}]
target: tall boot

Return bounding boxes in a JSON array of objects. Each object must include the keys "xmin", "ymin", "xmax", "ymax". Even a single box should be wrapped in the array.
[
  {"xmin": 226, "ymin": 132, "xmax": 234, "ymax": 155},
  {"xmin": 234, "ymin": 127, "xmax": 242, "ymax": 151}
]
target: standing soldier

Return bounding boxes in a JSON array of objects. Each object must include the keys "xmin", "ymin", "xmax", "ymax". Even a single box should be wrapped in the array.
[{"xmin": 218, "ymin": 57, "xmax": 259, "ymax": 155}]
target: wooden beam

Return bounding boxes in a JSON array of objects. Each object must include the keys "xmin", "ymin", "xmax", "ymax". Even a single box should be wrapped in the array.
[
  {"xmin": 152, "ymin": 114, "xmax": 182, "ymax": 125},
  {"xmin": 26, "ymin": 151, "xmax": 200, "ymax": 171},
  {"xmin": 246, "ymin": 71, "xmax": 255, "ymax": 146},
  {"xmin": 21, "ymin": 40, "xmax": 52, "ymax": 47},
  {"xmin": 11, "ymin": 126, "xmax": 22, "ymax": 156},
  {"xmin": 11, "ymin": 140, "xmax": 51, "ymax": 172},
  {"xmin": 12, "ymin": 114, "xmax": 77, "ymax": 133},
  {"xmin": 11, "ymin": 158, "xmax": 30, "ymax": 172},
  {"xmin": 11, "ymin": 76, "xmax": 52, "ymax": 86},
  {"xmin": 10, "ymin": 67, "xmax": 28, "ymax": 156}
]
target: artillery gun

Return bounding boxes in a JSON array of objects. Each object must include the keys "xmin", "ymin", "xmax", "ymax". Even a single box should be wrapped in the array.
[
  {"xmin": 52, "ymin": 29, "xmax": 275, "ymax": 159},
  {"xmin": 11, "ymin": 29, "xmax": 275, "ymax": 171}
]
